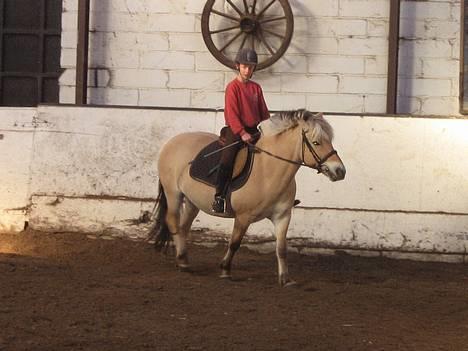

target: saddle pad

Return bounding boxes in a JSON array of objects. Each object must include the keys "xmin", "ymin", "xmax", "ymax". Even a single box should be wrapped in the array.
[{"xmin": 189, "ymin": 140, "xmax": 254, "ymax": 192}]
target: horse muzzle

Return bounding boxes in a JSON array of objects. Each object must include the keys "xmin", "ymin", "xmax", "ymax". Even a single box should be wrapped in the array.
[{"xmin": 320, "ymin": 163, "xmax": 346, "ymax": 182}]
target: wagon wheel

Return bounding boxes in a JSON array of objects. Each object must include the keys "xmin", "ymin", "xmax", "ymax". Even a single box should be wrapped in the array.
[{"xmin": 201, "ymin": 0, "xmax": 294, "ymax": 71}]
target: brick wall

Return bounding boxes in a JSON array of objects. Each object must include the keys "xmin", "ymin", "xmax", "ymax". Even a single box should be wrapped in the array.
[{"xmin": 60, "ymin": 0, "xmax": 463, "ymax": 116}]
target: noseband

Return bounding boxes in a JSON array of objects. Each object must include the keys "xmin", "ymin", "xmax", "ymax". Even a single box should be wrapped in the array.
[{"xmin": 251, "ymin": 129, "xmax": 338, "ymax": 172}]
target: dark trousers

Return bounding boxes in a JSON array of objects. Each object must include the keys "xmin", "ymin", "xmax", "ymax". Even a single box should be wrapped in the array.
[{"xmin": 215, "ymin": 126, "xmax": 257, "ymax": 198}]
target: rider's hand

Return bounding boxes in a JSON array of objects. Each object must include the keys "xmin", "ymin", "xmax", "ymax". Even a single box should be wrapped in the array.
[{"xmin": 241, "ymin": 132, "xmax": 252, "ymax": 143}]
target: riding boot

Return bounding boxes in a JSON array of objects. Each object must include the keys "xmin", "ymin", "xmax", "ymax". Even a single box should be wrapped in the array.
[{"xmin": 212, "ymin": 165, "xmax": 231, "ymax": 213}]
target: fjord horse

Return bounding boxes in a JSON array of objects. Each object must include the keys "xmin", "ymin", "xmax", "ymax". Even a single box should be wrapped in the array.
[{"xmin": 149, "ymin": 109, "xmax": 346, "ymax": 286}]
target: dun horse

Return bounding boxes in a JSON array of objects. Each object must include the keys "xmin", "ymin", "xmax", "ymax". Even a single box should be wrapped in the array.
[{"xmin": 149, "ymin": 109, "xmax": 346, "ymax": 286}]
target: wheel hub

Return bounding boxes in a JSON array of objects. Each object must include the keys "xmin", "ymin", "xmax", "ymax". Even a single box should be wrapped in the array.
[{"xmin": 240, "ymin": 16, "xmax": 258, "ymax": 34}]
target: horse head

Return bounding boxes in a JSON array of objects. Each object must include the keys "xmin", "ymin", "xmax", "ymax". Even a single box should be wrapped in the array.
[
  {"xmin": 299, "ymin": 112, "xmax": 346, "ymax": 181},
  {"xmin": 259, "ymin": 109, "xmax": 346, "ymax": 182}
]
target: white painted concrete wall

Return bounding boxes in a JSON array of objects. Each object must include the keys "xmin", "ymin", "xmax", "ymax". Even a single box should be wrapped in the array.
[
  {"xmin": 1, "ymin": 105, "xmax": 467, "ymax": 261},
  {"xmin": 60, "ymin": 0, "xmax": 462, "ymax": 116},
  {"xmin": 0, "ymin": 108, "xmax": 37, "ymax": 232}
]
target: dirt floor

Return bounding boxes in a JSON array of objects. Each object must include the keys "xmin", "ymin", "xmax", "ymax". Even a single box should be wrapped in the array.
[{"xmin": 0, "ymin": 230, "xmax": 467, "ymax": 351}]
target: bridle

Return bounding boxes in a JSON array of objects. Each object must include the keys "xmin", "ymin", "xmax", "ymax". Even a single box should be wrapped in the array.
[
  {"xmin": 300, "ymin": 130, "xmax": 337, "ymax": 173},
  {"xmin": 250, "ymin": 129, "xmax": 337, "ymax": 173}
]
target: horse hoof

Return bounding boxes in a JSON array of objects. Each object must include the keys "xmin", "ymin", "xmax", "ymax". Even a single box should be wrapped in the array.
[
  {"xmin": 177, "ymin": 264, "xmax": 192, "ymax": 273},
  {"xmin": 219, "ymin": 271, "xmax": 232, "ymax": 280},
  {"xmin": 282, "ymin": 280, "xmax": 297, "ymax": 288},
  {"xmin": 279, "ymin": 276, "xmax": 297, "ymax": 287}
]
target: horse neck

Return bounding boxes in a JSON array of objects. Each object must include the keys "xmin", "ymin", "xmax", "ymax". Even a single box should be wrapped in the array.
[{"xmin": 255, "ymin": 126, "xmax": 302, "ymax": 182}]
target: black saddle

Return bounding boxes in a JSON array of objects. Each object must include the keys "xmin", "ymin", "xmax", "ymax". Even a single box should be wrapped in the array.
[{"xmin": 189, "ymin": 140, "xmax": 255, "ymax": 192}]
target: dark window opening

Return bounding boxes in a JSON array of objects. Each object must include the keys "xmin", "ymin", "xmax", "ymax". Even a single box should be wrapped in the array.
[{"xmin": 0, "ymin": 0, "xmax": 62, "ymax": 106}]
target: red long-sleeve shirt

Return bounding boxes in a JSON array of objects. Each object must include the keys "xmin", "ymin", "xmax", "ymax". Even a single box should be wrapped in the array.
[{"xmin": 224, "ymin": 78, "xmax": 270, "ymax": 136}]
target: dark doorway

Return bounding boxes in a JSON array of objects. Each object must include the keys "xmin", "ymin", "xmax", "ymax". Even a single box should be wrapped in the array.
[{"xmin": 0, "ymin": 0, "xmax": 62, "ymax": 106}]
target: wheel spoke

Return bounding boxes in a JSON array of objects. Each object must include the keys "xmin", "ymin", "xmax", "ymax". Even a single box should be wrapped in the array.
[
  {"xmin": 257, "ymin": 0, "xmax": 276, "ymax": 18},
  {"xmin": 257, "ymin": 30, "xmax": 275, "ymax": 55},
  {"xmin": 219, "ymin": 30, "xmax": 244, "ymax": 52},
  {"xmin": 242, "ymin": 0, "xmax": 249, "ymax": 13},
  {"xmin": 259, "ymin": 16, "xmax": 286, "ymax": 25},
  {"xmin": 239, "ymin": 33, "xmax": 249, "ymax": 51},
  {"xmin": 211, "ymin": 9, "xmax": 240, "ymax": 22},
  {"xmin": 252, "ymin": 0, "xmax": 258, "ymax": 15},
  {"xmin": 262, "ymin": 27, "xmax": 285, "ymax": 40},
  {"xmin": 210, "ymin": 24, "xmax": 241, "ymax": 34},
  {"xmin": 226, "ymin": 0, "xmax": 244, "ymax": 17}
]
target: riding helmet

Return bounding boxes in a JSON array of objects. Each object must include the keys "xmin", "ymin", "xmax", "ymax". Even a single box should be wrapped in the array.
[{"xmin": 235, "ymin": 48, "xmax": 258, "ymax": 65}]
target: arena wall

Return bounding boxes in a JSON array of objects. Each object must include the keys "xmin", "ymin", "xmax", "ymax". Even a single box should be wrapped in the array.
[{"xmin": 1, "ymin": 105, "xmax": 467, "ymax": 262}]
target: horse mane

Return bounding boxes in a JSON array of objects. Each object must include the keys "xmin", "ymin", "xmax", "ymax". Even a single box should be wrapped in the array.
[{"xmin": 259, "ymin": 109, "xmax": 334, "ymax": 141}]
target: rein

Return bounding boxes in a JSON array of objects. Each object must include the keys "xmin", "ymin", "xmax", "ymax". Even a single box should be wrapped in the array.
[{"xmin": 250, "ymin": 130, "xmax": 337, "ymax": 173}]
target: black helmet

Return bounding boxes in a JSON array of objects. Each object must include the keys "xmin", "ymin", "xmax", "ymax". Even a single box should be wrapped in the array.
[{"xmin": 235, "ymin": 48, "xmax": 258, "ymax": 65}]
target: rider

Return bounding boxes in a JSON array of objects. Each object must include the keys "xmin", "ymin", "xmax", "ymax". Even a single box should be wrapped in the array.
[{"xmin": 212, "ymin": 48, "xmax": 270, "ymax": 213}]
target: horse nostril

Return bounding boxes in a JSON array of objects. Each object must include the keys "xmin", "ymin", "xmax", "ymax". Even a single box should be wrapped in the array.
[{"xmin": 336, "ymin": 167, "xmax": 346, "ymax": 180}]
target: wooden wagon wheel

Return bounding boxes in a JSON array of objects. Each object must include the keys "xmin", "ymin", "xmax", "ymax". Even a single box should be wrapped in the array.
[{"xmin": 201, "ymin": 0, "xmax": 294, "ymax": 71}]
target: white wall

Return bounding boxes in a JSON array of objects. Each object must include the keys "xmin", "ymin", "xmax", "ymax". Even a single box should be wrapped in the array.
[
  {"xmin": 1, "ymin": 105, "xmax": 466, "ymax": 262},
  {"xmin": 60, "ymin": 0, "xmax": 462, "ymax": 116},
  {"xmin": 0, "ymin": 108, "xmax": 37, "ymax": 232}
]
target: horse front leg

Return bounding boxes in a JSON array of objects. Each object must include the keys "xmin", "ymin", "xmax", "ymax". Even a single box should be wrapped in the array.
[
  {"xmin": 272, "ymin": 211, "xmax": 295, "ymax": 287},
  {"xmin": 220, "ymin": 218, "xmax": 249, "ymax": 279}
]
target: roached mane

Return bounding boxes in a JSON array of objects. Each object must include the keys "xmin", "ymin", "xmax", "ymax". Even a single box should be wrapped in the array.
[{"xmin": 259, "ymin": 109, "xmax": 334, "ymax": 141}]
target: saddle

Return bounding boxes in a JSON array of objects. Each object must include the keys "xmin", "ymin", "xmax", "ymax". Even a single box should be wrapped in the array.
[{"xmin": 189, "ymin": 140, "xmax": 255, "ymax": 192}]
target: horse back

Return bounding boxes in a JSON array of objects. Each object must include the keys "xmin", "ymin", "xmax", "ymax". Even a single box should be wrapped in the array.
[{"xmin": 158, "ymin": 132, "xmax": 218, "ymax": 176}]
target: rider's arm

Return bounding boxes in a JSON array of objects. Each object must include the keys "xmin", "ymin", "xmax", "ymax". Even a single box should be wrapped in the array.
[
  {"xmin": 224, "ymin": 83, "xmax": 247, "ymax": 136},
  {"xmin": 257, "ymin": 86, "xmax": 270, "ymax": 122}
]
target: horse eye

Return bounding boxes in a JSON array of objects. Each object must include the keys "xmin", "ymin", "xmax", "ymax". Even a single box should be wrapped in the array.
[{"xmin": 312, "ymin": 141, "xmax": 320, "ymax": 146}]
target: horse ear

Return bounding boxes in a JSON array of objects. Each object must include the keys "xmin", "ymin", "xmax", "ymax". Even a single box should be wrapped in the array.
[{"xmin": 298, "ymin": 109, "xmax": 310, "ymax": 122}]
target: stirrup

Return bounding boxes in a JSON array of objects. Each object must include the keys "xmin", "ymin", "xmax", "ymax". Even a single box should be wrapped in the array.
[{"xmin": 212, "ymin": 196, "xmax": 225, "ymax": 213}]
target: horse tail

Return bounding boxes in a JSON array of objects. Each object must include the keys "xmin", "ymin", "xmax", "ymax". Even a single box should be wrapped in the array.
[{"xmin": 148, "ymin": 181, "xmax": 172, "ymax": 251}]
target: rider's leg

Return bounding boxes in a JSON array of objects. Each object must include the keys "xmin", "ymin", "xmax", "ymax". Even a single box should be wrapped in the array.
[
  {"xmin": 212, "ymin": 167, "xmax": 230, "ymax": 212},
  {"xmin": 212, "ymin": 128, "xmax": 239, "ymax": 213}
]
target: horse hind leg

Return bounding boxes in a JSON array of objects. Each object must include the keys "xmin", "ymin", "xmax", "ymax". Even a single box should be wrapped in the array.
[
  {"xmin": 161, "ymin": 188, "xmax": 188, "ymax": 270},
  {"xmin": 220, "ymin": 218, "xmax": 249, "ymax": 279},
  {"xmin": 173, "ymin": 198, "xmax": 199, "ymax": 270}
]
